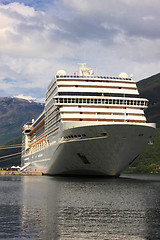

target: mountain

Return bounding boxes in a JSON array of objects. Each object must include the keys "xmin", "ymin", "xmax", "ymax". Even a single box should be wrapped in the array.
[
  {"xmin": 0, "ymin": 97, "xmax": 44, "ymax": 146},
  {"xmin": 137, "ymin": 73, "xmax": 160, "ymax": 127}
]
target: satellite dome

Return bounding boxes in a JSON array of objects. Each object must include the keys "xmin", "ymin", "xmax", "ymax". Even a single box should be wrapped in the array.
[
  {"xmin": 118, "ymin": 72, "xmax": 128, "ymax": 79},
  {"xmin": 56, "ymin": 70, "xmax": 67, "ymax": 76}
]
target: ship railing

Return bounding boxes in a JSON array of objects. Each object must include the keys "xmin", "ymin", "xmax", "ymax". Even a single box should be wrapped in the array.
[
  {"xmin": 54, "ymin": 97, "xmax": 148, "ymax": 108},
  {"xmin": 56, "ymin": 75, "xmax": 132, "ymax": 81},
  {"xmin": 24, "ymin": 139, "xmax": 48, "ymax": 156}
]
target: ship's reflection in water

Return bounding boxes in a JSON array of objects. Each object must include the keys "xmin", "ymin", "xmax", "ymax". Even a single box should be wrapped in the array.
[{"xmin": 0, "ymin": 175, "xmax": 160, "ymax": 240}]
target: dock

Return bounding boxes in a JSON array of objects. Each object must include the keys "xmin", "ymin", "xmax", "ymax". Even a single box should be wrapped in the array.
[{"xmin": 0, "ymin": 170, "xmax": 42, "ymax": 176}]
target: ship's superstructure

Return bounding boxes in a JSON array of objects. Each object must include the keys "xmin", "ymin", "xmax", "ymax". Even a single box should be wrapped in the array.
[{"xmin": 21, "ymin": 64, "xmax": 155, "ymax": 176}]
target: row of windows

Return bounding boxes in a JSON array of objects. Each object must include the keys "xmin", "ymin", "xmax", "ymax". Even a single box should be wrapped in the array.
[
  {"xmin": 45, "ymin": 104, "xmax": 57, "ymax": 117},
  {"xmin": 46, "ymin": 86, "xmax": 57, "ymax": 102},
  {"xmin": 61, "ymin": 118, "xmax": 146, "ymax": 123},
  {"xmin": 46, "ymin": 126, "xmax": 59, "ymax": 137},
  {"xmin": 45, "ymin": 109, "xmax": 59, "ymax": 124},
  {"xmin": 32, "ymin": 114, "xmax": 45, "ymax": 128},
  {"xmin": 30, "ymin": 128, "xmax": 44, "ymax": 141},
  {"xmin": 30, "ymin": 133, "xmax": 45, "ymax": 146},
  {"xmin": 28, "ymin": 140, "xmax": 46, "ymax": 154},
  {"xmin": 58, "ymin": 84, "xmax": 136, "ymax": 90},
  {"xmin": 45, "ymin": 120, "xmax": 60, "ymax": 136},
  {"xmin": 47, "ymin": 80, "xmax": 56, "ymax": 95},
  {"xmin": 56, "ymin": 75, "xmax": 132, "ymax": 81},
  {"xmin": 55, "ymin": 98, "xmax": 147, "ymax": 107},
  {"xmin": 61, "ymin": 111, "xmax": 144, "ymax": 117},
  {"xmin": 58, "ymin": 92, "xmax": 139, "ymax": 98},
  {"xmin": 63, "ymin": 134, "xmax": 86, "ymax": 140},
  {"xmin": 57, "ymin": 78, "xmax": 135, "ymax": 85},
  {"xmin": 45, "ymin": 97, "xmax": 55, "ymax": 110},
  {"xmin": 30, "ymin": 119, "xmax": 45, "ymax": 135},
  {"xmin": 45, "ymin": 113, "xmax": 60, "ymax": 128},
  {"xmin": 30, "ymin": 128, "xmax": 45, "ymax": 140}
]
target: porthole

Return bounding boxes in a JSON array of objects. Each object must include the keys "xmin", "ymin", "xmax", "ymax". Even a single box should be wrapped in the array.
[
  {"xmin": 101, "ymin": 133, "xmax": 108, "ymax": 137},
  {"xmin": 138, "ymin": 134, "xmax": 143, "ymax": 137}
]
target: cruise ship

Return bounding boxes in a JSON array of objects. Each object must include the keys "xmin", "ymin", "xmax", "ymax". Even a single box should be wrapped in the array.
[{"xmin": 21, "ymin": 63, "xmax": 156, "ymax": 176}]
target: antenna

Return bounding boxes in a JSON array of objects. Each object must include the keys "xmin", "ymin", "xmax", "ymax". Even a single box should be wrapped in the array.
[{"xmin": 78, "ymin": 63, "xmax": 87, "ymax": 68}]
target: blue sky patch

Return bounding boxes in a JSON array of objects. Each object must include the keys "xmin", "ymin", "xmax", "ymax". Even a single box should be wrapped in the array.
[{"xmin": 0, "ymin": 0, "xmax": 54, "ymax": 10}]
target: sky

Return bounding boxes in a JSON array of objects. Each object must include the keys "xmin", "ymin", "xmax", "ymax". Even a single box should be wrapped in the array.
[{"xmin": 0, "ymin": 0, "xmax": 160, "ymax": 102}]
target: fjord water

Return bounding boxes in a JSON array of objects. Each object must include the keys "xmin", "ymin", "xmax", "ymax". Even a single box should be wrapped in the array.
[{"xmin": 0, "ymin": 175, "xmax": 160, "ymax": 240}]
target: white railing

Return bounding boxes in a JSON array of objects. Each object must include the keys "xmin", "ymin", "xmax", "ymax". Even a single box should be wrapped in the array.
[{"xmin": 56, "ymin": 75, "xmax": 132, "ymax": 81}]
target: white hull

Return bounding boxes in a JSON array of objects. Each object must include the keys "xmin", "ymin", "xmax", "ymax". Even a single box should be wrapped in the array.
[{"xmin": 22, "ymin": 123, "xmax": 155, "ymax": 177}]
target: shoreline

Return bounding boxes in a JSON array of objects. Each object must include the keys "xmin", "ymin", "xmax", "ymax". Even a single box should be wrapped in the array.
[{"xmin": 0, "ymin": 170, "xmax": 42, "ymax": 176}]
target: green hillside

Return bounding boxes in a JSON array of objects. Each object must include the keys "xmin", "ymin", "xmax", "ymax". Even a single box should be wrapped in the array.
[
  {"xmin": 126, "ymin": 128, "xmax": 160, "ymax": 174},
  {"xmin": 127, "ymin": 73, "xmax": 160, "ymax": 174}
]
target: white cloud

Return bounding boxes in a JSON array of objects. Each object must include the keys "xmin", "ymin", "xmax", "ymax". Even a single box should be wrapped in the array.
[
  {"xmin": 0, "ymin": 2, "xmax": 38, "ymax": 16},
  {"xmin": 0, "ymin": 0, "xmax": 159, "ymax": 99}
]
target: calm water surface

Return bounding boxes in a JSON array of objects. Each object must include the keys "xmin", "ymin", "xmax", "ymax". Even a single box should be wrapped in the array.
[{"xmin": 0, "ymin": 174, "xmax": 160, "ymax": 240}]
